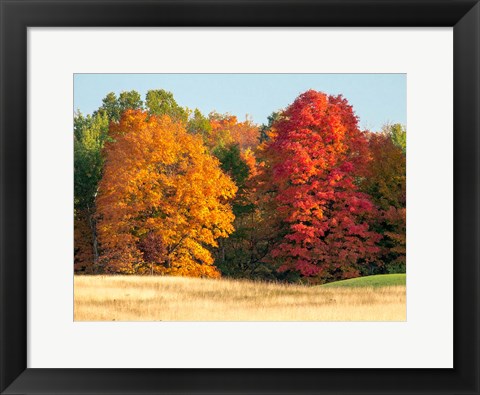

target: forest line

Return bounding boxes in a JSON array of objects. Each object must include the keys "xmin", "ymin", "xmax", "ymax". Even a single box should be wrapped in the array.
[{"xmin": 74, "ymin": 89, "xmax": 406, "ymax": 284}]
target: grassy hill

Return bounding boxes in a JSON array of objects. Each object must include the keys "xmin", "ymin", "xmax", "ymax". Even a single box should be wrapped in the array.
[{"xmin": 321, "ymin": 273, "xmax": 406, "ymax": 288}]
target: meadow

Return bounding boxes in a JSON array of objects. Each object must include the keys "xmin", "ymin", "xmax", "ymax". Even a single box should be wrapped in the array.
[
  {"xmin": 74, "ymin": 88, "xmax": 406, "ymax": 322},
  {"xmin": 74, "ymin": 274, "xmax": 406, "ymax": 321}
]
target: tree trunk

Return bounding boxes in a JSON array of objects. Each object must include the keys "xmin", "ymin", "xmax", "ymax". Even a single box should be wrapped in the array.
[
  {"xmin": 87, "ymin": 207, "xmax": 100, "ymax": 273},
  {"xmin": 221, "ymin": 240, "xmax": 225, "ymax": 265}
]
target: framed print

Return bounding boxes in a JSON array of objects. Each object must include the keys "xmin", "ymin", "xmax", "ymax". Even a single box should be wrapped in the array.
[{"xmin": 0, "ymin": 0, "xmax": 479, "ymax": 394}]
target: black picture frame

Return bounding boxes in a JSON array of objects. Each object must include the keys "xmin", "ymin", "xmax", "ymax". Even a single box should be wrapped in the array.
[{"xmin": 1, "ymin": 1, "xmax": 479, "ymax": 394}]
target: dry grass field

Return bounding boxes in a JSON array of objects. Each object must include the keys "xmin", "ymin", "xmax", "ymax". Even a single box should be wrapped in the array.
[{"xmin": 74, "ymin": 275, "xmax": 406, "ymax": 321}]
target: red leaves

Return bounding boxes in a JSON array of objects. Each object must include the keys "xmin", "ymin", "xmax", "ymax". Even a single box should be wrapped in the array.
[
  {"xmin": 75, "ymin": 89, "xmax": 405, "ymax": 282},
  {"xmin": 259, "ymin": 90, "xmax": 382, "ymax": 283}
]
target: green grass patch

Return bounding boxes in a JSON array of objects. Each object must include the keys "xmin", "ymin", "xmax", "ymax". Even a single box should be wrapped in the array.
[{"xmin": 321, "ymin": 273, "xmax": 406, "ymax": 288}]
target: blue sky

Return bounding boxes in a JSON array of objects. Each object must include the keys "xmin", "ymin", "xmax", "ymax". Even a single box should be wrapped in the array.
[{"xmin": 74, "ymin": 74, "xmax": 406, "ymax": 131}]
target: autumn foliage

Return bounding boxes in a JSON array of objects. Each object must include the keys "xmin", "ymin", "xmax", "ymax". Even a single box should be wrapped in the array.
[
  {"xmin": 361, "ymin": 131, "xmax": 407, "ymax": 273},
  {"xmin": 208, "ymin": 113, "xmax": 259, "ymax": 151},
  {"xmin": 257, "ymin": 91, "xmax": 382, "ymax": 282},
  {"xmin": 95, "ymin": 110, "xmax": 237, "ymax": 277},
  {"xmin": 74, "ymin": 210, "xmax": 95, "ymax": 273},
  {"xmin": 74, "ymin": 89, "xmax": 406, "ymax": 283},
  {"xmin": 362, "ymin": 131, "xmax": 406, "ymax": 210}
]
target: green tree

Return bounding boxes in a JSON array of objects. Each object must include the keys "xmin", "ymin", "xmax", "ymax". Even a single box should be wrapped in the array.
[
  {"xmin": 95, "ymin": 90, "xmax": 143, "ymax": 122},
  {"xmin": 187, "ymin": 108, "xmax": 212, "ymax": 143},
  {"xmin": 213, "ymin": 144, "xmax": 251, "ymax": 216},
  {"xmin": 97, "ymin": 92, "xmax": 121, "ymax": 122},
  {"xmin": 118, "ymin": 90, "xmax": 143, "ymax": 114},
  {"xmin": 145, "ymin": 89, "xmax": 188, "ymax": 122},
  {"xmin": 74, "ymin": 111, "xmax": 109, "ymax": 271},
  {"xmin": 74, "ymin": 111, "xmax": 109, "ymax": 210}
]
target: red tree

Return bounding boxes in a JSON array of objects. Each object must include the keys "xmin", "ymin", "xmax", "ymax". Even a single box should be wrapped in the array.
[{"xmin": 261, "ymin": 90, "xmax": 381, "ymax": 282}]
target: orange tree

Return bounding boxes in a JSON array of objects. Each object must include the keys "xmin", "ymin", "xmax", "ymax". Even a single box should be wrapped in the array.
[
  {"xmin": 207, "ymin": 113, "xmax": 259, "ymax": 151},
  {"xmin": 96, "ymin": 110, "xmax": 237, "ymax": 277},
  {"xmin": 361, "ymin": 130, "xmax": 406, "ymax": 273},
  {"xmin": 362, "ymin": 131, "xmax": 406, "ymax": 210}
]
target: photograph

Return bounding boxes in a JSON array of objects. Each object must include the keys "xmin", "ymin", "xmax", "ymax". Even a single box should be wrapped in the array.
[
  {"xmin": 3, "ymin": 0, "xmax": 478, "ymax": 391},
  {"xmin": 73, "ymin": 73, "xmax": 407, "ymax": 322}
]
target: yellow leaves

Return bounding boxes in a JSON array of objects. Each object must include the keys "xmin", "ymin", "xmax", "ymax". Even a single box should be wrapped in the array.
[{"xmin": 96, "ymin": 109, "xmax": 236, "ymax": 277}]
